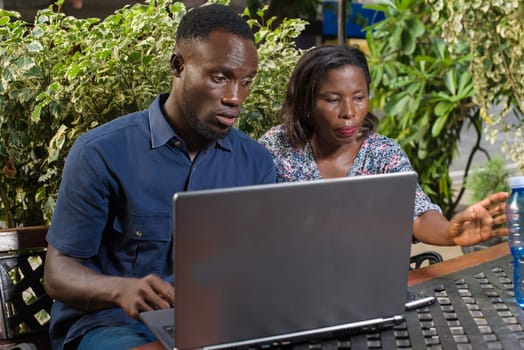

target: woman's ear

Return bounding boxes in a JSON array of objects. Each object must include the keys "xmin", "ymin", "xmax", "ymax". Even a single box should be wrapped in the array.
[{"xmin": 170, "ymin": 52, "xmax": 184, "ymax": 77}]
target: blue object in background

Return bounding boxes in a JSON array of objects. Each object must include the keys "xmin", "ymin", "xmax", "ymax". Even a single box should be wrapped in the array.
[
  {"xmin": 507, "ymin": 176, "xmax": 524, "ymax": 308},
  {"xmin": 322, "ymin": 1, "xmax": 385, "ymax": 38}
]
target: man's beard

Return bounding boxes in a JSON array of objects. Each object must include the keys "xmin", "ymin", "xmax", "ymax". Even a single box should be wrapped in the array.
[
  {"xmin": 185, "ymin": 109, "xmax": 230, "ymax": 140},
  {"xmin": 180, "ymin": 87, "xmax": 230, "ymax": 140}
]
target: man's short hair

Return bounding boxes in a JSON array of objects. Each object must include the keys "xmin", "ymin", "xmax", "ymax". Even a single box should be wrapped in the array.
[{"xmin": 176, "ymin": 4, "xmax": 255, "ymax": 46}]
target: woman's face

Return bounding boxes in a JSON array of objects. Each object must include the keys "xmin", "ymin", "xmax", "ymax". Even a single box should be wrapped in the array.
[{"xmin": 311, "ymin": 64, "xmax": 369, "ymax": 147}]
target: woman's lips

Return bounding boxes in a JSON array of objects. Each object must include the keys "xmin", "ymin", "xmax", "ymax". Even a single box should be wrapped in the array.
[{"xmin": 337, "ymin": 126, "xmax": 357, "ymax": 137}]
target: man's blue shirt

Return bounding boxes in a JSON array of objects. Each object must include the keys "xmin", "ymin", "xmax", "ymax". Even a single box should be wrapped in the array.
[{"xmin": 46, "ymin": 94, "xmax": 276, "ymax": 349}]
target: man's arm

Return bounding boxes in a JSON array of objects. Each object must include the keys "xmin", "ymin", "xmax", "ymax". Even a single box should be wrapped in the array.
[{"xmin": 44, "ymin": 244, "xmax": 174, "ymax": 319}]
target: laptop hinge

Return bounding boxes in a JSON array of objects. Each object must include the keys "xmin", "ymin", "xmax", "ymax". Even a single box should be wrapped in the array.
[{"xmin": 200, "ymin": 315, "xmax": 406, "ymax": 350}]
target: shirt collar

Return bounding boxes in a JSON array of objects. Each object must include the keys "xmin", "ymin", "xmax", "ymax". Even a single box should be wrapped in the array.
[
  {"xmin": 149, "ymin": 94, "xmax": 176, "ymax": 149},
  {"xmin": 149, "ymin": 93, "xmax": 233, "ymax": 152},
  {"xmin": 215, "ymin": 134, "xmax": 232, "ymax": 151}
]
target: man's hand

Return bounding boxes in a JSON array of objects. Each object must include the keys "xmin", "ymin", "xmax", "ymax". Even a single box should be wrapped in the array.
[
  {"xmin": 115, "ymin": 274, "xmax": 175, "ymax": 319},
  {"xmin": 44, "ymin": 244, "xmax": 174, "ymax": 318},
  {"xmin": 448, "ymin": 192, "xmax": 509, "ymax": 247}
]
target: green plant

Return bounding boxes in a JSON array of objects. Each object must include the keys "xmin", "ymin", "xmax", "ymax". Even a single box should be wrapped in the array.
[
  {"xmin": 465, "ymin": 157, "xmax": 511, "ymax": 204},
  {"xmin": 239, "ymin": 6, "xmax": 306, "ymax": 138},
  {"xmin": 0, "ymin": 0, "xmax": 179, "ymax": 227},
  {"xmin": 0, "ymin": 0, "xmax": 304, "ymax": 228},
  {"xmin": 246, "ymin": 0, "xmax": 321, "ymax": 21},
  {"xmin": 461, "ymin": 156, "xmax": 510, "ymax": 254},
  {"xmin": 427, "ymin": 0, "xmax": 524, "ymax": 173},
  {"xmin": 364, "ymin": 0, "xmax": 484, "ymax": 217}
]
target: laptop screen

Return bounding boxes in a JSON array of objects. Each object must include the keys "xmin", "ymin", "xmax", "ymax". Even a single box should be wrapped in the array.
[{"xmin": 171, "ymin": 172, "xmax": 417, "ymax": 350}]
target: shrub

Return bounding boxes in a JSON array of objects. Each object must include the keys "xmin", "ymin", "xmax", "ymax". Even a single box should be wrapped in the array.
[
  {"xmin": 427, "ymin": 0, "xmax": 524, "ymax": 173},
  {"xmin": 465, "ymin": 157, "xmax": 511, "ymax": 204},
  {"xmin": 0, "ymin": 0, "xmax": 305, "ymax": 227},
  {"xmin": 365, "ymin": 0, "xmax": 482, "ymax": 217}
]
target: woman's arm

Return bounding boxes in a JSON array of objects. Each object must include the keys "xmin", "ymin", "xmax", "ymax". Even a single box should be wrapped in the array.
[{"xmin": 413, "ymin": 192, "xmax": 509, "ymax": 246}]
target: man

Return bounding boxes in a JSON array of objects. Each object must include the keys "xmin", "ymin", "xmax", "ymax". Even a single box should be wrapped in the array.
[{"xmin": 43, "ymin": 4, "xmax": 275, "ymax": 349}]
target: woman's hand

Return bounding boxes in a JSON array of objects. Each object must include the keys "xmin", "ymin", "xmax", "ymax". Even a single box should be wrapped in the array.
[{"xmin": 448, "ymin": 192, "xmax": 509, "ymax": 247}]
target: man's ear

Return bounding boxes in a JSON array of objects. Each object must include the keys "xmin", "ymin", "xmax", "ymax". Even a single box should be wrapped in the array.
[{"xmin": 170, "ymin": 52, "xmax": 184, "ymax": 77}]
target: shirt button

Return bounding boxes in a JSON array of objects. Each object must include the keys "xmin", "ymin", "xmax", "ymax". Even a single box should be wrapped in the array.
[
  {"xmin": 135, "ymin": 230, "xmax": 143, "ymax": 238},
  {"xmin": 172, "ymin": 140, "xmax": 181, "ymax": 147}
]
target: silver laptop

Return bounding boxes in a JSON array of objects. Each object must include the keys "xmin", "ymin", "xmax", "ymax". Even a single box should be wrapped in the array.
[{"xmin": 141, "ymin": 172, "xmax": 417, "ymax": 350}]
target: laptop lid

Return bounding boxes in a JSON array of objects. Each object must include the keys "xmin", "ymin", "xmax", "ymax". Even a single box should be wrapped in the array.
[{"xmin": 144, "ymin": 171, "xmax": 417, "ymax": 350}]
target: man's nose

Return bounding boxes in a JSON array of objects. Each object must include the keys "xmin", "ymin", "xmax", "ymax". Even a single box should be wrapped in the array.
[{"xmin": 222, "ymin": 83, "xmax": 243, "ymax": 106}]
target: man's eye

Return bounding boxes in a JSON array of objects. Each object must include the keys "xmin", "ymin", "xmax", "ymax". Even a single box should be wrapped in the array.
[
  {"xmin": 212, "ymin": 75, "xmax": 227, "ymax": 83},
  {"xmin": 241, "ymin": 79, "xmax": 253, "ymax": 88}
]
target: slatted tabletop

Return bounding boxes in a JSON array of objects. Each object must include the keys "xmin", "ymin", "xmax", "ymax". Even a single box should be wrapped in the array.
[{"xmin": 135, "ymin": 244, "xmax": 522, "ymax": 350}]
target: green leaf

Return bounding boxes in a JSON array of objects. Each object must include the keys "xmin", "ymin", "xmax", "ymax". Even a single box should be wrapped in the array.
[
  {"xmin": 35, "ymin": 186, "xmax": 46, "ymax": 202},
  {"xmin": 376, "ymin": 0, "xmax": 396, "ymax": 10},
  {"xmin": 433, "ymin": 40, "xmax": 446, "ymax": 59},
  {"xmin": 434, "ymin": 101, "xmax": 453, "ymax": 117},
  {"xmin": 16, "ymin": 57, "xmax": 35, "ymax": 70},
  {"xmin": 27, "ymin": 41, "xmax": 43, "ymax": 52},
  {"xmin": 66, "ymin": 64, "xmax": 82, "ymax": 79},
  {"xmin": 383, "ymin": 62, "xmax": 397, "ymax": 80},
  {"xmin": 389, "ymin": 24, "xmax": 403, "ymax": 49},
  {"xmin": 398, "ymin": 0, "xmax": 418, "ymax": 10},
  {"xmin": 365, "ymin": 30, "xmax": 377, "ymax": 57},
  {"xmin": 18, "ymin": 88, "xmax": 34, "ymax": 104},
  {"xmin": 363, "ymin": 4, "xmax": 390, "ymax": 13},
  {"xmin": 444, "ymin": 70, "xmax": 456, "ymax": 95},
  {"xmin": 371, "ymin": 64, "xmax": 384, "ymax": 87},
  {"xmin": 0, "ymin": 16, "xmax": 10, "ymax": 26},
  {"xmin": 31, "ymin": 104, "xmax": 42, "ymax": 123},
  {"xmin": 431, "ymin": 114, "xmax": 448, "ymax": 137},
  {"xmin": 384, "ymin": 92, "xmax": 411, "ymax": 115},
  {"xmin": 405, "ymin": 18, "xmax": 425, "ymax": 38},
  {"xmin": 31, "ymin": 27, "xmax": 44, "ymax": 38},
  {"xmin": 400, "ymin": 29, "xmax": 415, "ymax": 55},
  {"xmin": 457, "ymin": 70, "xmax": 473, "ymax": 96}
]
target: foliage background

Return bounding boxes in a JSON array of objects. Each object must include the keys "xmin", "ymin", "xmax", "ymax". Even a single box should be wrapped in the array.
[
  {"xmin": 0, "ymin": 0, "xmax": 305, "ymax": 228},
  {"xmin": 365, "ymin": 0, "xmax": 485, "ymax": 218},
  {"xmin": 1, "ymin": 0, "xmax": 513, "ymax": 228},
  {"xmin": 427, "ymin": 0, "xmax": 524, "ymax": 172},
  {"xmin": 465, "ymin": 157, "xmax": 510, "ymax": 204}
]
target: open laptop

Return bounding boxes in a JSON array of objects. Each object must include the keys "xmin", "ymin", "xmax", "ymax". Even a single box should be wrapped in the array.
[{"xmin": 141, "ymin": 171, "xmax": 418, "ymax": 350}]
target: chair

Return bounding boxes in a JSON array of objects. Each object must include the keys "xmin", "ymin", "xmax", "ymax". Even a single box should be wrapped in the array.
[
  {"xmin": 409, "ymin": 251, "xmax": 443, "ymax": 270},
  {"xmin": 0, "ymin": 226, "xmax": 51, "ymax": 350}
]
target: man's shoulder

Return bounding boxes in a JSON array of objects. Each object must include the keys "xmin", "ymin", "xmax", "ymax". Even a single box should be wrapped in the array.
[
  {"xmin": 228, "ymin": 128, "xmax": 271, "ymax": 152},
  {"xmin": 77, "ymin": 110, "xmax": 148, "ymax": 146}
]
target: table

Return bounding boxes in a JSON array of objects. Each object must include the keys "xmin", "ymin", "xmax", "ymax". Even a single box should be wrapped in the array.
[{"xmin": 134, "ymin": 242, "xmax": 522, "ymax": 350}]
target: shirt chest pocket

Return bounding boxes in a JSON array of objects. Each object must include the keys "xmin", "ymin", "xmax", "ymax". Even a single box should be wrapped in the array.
[{"xmin": 113, "ymin": 215, "xmax": 172, "ymax": 277}]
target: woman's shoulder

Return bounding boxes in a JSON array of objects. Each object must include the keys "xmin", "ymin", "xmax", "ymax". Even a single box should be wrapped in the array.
[
  {"xmin": 259, "ymin": 124, "xmax": 285, "ymax": 139},
  {"xmin": 365, "ymin": 132, "xmax": 403, "ymax": 151},
  {"xmin": 259, "ymin": 124, "xmax": 292, "ymax": 151},
  {"xmin": 367, "ymin": 132, "xmax": 397, "ymax": 144}
]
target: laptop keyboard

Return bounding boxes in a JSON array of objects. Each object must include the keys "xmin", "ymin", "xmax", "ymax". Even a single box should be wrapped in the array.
[
  {"xmin": 162, "ymin": 324, "xmax": 175, "ymax": 338},
  {"xmin": 158, "ymin": 255, "xmax": 524, "ymax": 349},
  {"xmin": 244, "ymin": 255, "xmax": 524, "ymax": 349}
]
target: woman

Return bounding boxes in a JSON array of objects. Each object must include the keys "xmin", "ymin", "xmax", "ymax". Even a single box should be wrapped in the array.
[{"xmin": 259, "ymin": 45, "xmax": 508, "ymax": 246}]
